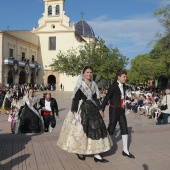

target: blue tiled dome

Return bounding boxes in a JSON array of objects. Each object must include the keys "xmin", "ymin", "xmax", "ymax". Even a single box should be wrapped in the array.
[{"xmin": 75, "ymin": 20, "xmax": 95, "ymax": 37}]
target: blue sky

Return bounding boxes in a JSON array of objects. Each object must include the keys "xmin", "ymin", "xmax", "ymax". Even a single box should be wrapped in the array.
[{"xmin": 0, "ymin": 0, "xmax": 166, "ymax": 66}]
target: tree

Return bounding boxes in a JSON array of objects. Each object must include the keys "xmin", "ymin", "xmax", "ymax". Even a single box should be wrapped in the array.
[
  {"xmin": 128, "ymin": 54, "xmax": 165, "ymax": 85},
  {"xmin": 154, "ymin": 0, "xmax": 170, "ymax": 49},
  {"xmin": 51, "ymin": 38, "xmax": 129, "ymax": 81},
  {"xmin": 154, "ymin": 1, "xmax": 170, "ymax": 38},
  {"xmin": 127, "ymin": 1, "xmax": 170, "ymax": 87},
  {"xmin": 150, "ymin": 37, "xmax": 170, "ymax": 78}
]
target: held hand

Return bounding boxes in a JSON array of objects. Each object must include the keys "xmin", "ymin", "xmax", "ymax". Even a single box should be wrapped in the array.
[
  {"xmin": 73, "ymin": 112, "xmax": 81, "ymax": 121},
  {"xmin": 99, "ymin": 110, "xmax": 104, "ymax": 119},
  {"xmin": 73, "ymin": 112, "xmax": 76, "ymax": 119},
  {"xmin": 56, "ymin": 115, "xmax": 59, "ymax": 121}
]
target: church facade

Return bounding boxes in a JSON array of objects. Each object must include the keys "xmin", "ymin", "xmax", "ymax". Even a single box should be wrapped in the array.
[{"xmin": 0, "ymin": 0, "xmax": 97, "ymax": 91}]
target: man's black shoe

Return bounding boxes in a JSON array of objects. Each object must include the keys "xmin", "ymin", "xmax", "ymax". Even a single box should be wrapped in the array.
[
  {"xmin": 77, "ymin": 154, "xmax": 85, "ymax": 160},
  {"xmin": 44, "ymin": 129, "xmax": 49, "ymax": 132},
  {"xmin": 122, "ymin": 151, "xmax": 135, "ymax": 159}
]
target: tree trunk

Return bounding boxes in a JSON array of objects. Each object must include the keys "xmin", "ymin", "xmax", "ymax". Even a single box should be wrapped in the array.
[
  {"xmin": 167, "ymin": 76, "xmax": 170, "ymax": 88},
  {"xmin": 155, "ymin": 79, "xmax": 158, "ymax": 87}
]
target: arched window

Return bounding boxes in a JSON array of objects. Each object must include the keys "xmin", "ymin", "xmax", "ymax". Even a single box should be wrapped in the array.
[
  {"xmin": 48, "ymin": 5, "xmax": 52, "ymax": 16},
  {"xmin": 56, "ymin": 5, "xmax": 60, "ymax": 15}
]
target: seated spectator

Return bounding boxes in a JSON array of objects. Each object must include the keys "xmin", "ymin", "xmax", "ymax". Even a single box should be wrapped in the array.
[
  {"xmin": 125, "ymin": 96, "xmax": 131, "ymax": 112},
  {"xmin": 147, "ymin": 98, "xmax": 160, "ymax": 119},
  {"xmin": 131, "ymin": 94, "xmax": 138, "ymax": 113},
  {"xmin": 140, "ymin": 95, "xmax": 152, "ymax": 115},
  {"xmin": 157, "ymin": 86, "xmax": 170, "ymax": 124},
  {"xmin": 125, "ymin": 96, "xmax": 131, "ymax": 114},
  {"xmin": 137, "ymin": 96, "xmax": 144, "ymax": 107}
]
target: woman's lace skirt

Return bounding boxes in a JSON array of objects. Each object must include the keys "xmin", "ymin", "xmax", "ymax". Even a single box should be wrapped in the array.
[
  {"xmin": 57, "ymin": 101, "xmax": 113, "ymax": 155},
  {"xmin": 19, "ymin": 104, "xmax": 42, "ymax": 133}
]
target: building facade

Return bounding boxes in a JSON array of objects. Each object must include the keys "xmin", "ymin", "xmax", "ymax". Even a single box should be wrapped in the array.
[
  {"xmin": 0, "ymin": 31, "xmax": 41, "ymax": 86},
  {"xmin": 0, "ymin": 0, "xmax": 97, "ymax": 91}
]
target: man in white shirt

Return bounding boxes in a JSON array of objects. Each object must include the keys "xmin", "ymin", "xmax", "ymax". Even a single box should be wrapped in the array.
[{"xmin": 39, "ymin": 93, "xmax": 59, "ymax": 132}]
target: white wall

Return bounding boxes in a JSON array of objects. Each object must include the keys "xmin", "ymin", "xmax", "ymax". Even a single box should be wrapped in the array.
[
  {"xmin": 35, "ymin": 30, "xmax": 85, "ymax": 91},
  {"xmin": 59, "ymin": 73, "xmax": 79, "ymax": 92},
  {"xmin": 37, "ymin": 32, "xmax": 84, "ymax": 68}
]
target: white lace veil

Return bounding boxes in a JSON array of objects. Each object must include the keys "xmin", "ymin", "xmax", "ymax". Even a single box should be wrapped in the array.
[
  {"xmin": 71, "ymin": 68, "xmax": 100, "ymax": 99},
  {"xmin": 71, "ymin": 70, "xmax": 84, "ymax": 99}
]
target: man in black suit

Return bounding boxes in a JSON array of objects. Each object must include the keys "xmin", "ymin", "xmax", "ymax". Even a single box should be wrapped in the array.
[
  {"xmin": 13, "ymin": 88, "xmax": 21, "ymax": 100},
  {"xmin": 19, "ymin": 85, "xmax": 24, "ymax": 97},
  {"xmin": 39, "ymin": 92, "xmax": 59, "ymax": 132},
  {"xmin": 101, "ymin": 69, "xmax": 135, "ymax": 159}
]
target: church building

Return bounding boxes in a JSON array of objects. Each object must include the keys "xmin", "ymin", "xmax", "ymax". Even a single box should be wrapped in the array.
[{"xmin": 0, "ymin": 0, "xmax": 96, "ymax": 91}]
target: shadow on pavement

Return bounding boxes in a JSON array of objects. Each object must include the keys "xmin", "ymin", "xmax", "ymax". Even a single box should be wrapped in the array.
[
  {"xmin": 128, "ymin": 127, "xmax": 133, "ymax": 149},
  {"xmin": 58, "ymin": 108, "xmax": 66, "ymax": 112},
  {"xmin": 0, "ymin": 132, "xmax": 43, "ymax": 169},
  {"xmin": 143, "ymin": 164, "xmax": 149, "ymax": 170},
  {"xmin": 1, "ymin": 154, "xmax": 30, "ymax": 169}
]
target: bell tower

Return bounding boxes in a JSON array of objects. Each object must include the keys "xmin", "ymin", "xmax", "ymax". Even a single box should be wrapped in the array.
[
  {"xmin": 34, "ymin": 0, "xmax": 70, "ymax": 30},
  {"xmin": 44, "ymin": 0, "xmax": 64, "ymax": 17}
]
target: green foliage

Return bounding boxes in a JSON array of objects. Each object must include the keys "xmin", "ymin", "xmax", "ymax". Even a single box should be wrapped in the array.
[
  {"xmin": 150, "ymin": 36, "xmax": 170, "ymax": 77},
  {"xmin": 51, "ymin": 38, "xmax": 129, "ymax": 81},
  {"xmin": 154, "ymin": 1, "xmax": 170, "ymax": 46},
  {"xmin": 128, "ymin": 54, "xmax": 166, "ymax": 84},
  {"xmin": 128, "ymin": 1, "xmax": 170, "ymax": 85},
  {"xmin": 153, "ymin": 1, "xmax": 170, "ymax": 78},
  {"xmin": 154, "ymin": 3, "xmax": 170, "ymax": 34}
]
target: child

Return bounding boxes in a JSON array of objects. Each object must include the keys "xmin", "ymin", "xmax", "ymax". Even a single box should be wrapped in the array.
[
  {"xmin": 10, "ymin": 97, "xmax": 18, "ymax": 133},
  {"xmin": 13, "ymin": 97, "xmax": 23, "ymax": 134}
]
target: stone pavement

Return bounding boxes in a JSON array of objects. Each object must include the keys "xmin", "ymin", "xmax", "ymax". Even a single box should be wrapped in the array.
[{"xmin": 0, "ymin": 91, "xmax": 170, "ymax": 170}]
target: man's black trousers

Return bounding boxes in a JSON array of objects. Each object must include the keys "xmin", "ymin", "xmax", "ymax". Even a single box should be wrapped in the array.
[
  {"xmin": 108, "ymin": 107, "xmax": 128, "ymax": 135},
  {"xmin": 43, "ymin": 115, "xmax": 56, "ymax": 130}
]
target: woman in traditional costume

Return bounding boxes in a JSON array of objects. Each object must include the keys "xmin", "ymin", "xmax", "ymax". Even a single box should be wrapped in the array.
[
  {"xmin": 2, "ymin": 90, "xmax": 12, "ymax": 114},
  {"xmin": 10, "ymin": 97, "xmax": 18, "ymax": 133},
  {"xmin": 11, "ymin": 97, "xmax": 22, "ymax": 134},
  {"xmin": 57, "ymin": 66, "xmax": 112, "ymax": 163},
  {"xmin": 17, "ymin": 88, "xmax": 43, "ymax": 133}
]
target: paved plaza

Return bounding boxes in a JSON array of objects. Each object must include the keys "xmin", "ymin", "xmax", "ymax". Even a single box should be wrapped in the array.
[{"xmin": 0, "ymin": 91, "xmax": 170, "ymax": 170}]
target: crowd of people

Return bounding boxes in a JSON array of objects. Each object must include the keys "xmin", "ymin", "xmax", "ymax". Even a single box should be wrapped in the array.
[
  {"xmin": 99, "ymin": 85, "xmax": 170, "ymax": 125},
  {"xmin": 0, "ymin": 68, "xmax": 170, "ymax": 163},
  {"xmin": 0, "ymin": 83, "xmax": 56, "ymax": 109},
  {"xmin": 124, "ymin": 86, "xmax": 170, "ymax": 124},
  {"xmin": 3, "ymin": 83, "xmax": 56, "ymax": 93},
  {"xmin": 0, "ymin": 83, "xmax": 59, "ymax": 134}
]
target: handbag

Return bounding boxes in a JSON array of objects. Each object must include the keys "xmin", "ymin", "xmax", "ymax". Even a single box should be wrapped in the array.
[
  {"xmin": 160, "ymin": 95, "xmax": 168, "ymax": 111},
  {"xmin": 72, "ymin": 112, "xmax": 81, "ymax": 125},
  {"xmin": 8, "ymin": 114, "xmax": 12, "ymax": 122}
]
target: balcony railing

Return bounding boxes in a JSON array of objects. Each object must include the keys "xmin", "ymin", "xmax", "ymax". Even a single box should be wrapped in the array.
[{"xmin": 4, "ymin": 58, "xmax": 41, "ymax": 69}]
